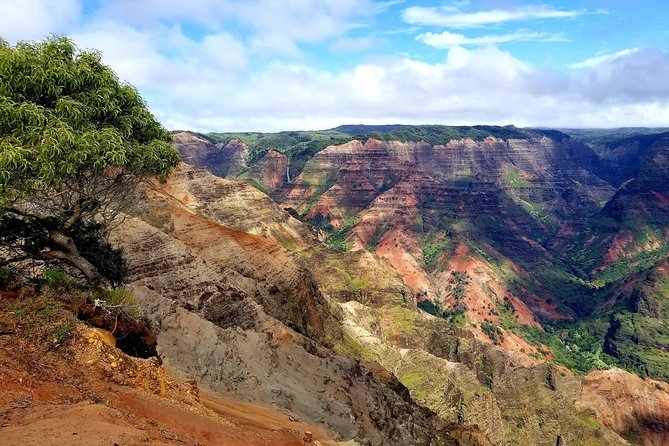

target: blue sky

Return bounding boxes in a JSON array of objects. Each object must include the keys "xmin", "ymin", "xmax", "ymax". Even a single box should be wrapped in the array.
[{"xmin": 1, "ymin": 0, "xmax": 669, "ymax": 131}]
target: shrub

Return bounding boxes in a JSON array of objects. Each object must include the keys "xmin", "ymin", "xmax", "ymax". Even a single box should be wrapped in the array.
[{"xmin": 95, "ymin": 288, "xmax": 143, "ymax": 321}]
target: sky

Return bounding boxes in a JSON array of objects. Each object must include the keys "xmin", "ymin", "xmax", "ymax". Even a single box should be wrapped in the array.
[{"xmin": 1, "ymin": 0, "xmax": 669, "ymax": 132}]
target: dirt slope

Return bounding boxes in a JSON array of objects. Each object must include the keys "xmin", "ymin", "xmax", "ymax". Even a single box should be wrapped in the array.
[{"xmin": 0, "ymin": 291, "xmax": 339, "ymax": 446}]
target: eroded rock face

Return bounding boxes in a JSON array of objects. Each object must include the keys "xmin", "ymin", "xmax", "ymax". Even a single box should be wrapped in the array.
[
  {"xmin": 171, "ymin": 133, "xmax": 621, "ymax": 328},
  {"xmin": 603, "ymin": 136, "xmax": 669, "ymax": 226},
  {"xmin": 283, "ymin": 137, "xmax": 613, "ymax": 225},
  {"xmin": 120, "ymin": 161, "xmax": 669, "ymax": 446},
  {"xmin": 112, "ymin": 169, "xmax": 450, "ymax": 446},
  {"xmin": 248, "ymin": 149, "xmax": 289, "ymax": 193},
  {"xmin": 157, "ymin": 163, "xmax": 318, "ymax": 251},
  {"xmin": 271, "ymin": 137, "xmax": 615, "ymax": 324},
  {"xmin": 173, "ymin": 132, "xmax": 248, "ymax": 178},
  {"xmin": 579, "ymin": 368, "xmax": 669, "ymax": 446}
]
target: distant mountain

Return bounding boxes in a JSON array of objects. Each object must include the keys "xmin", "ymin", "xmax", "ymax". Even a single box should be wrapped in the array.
[
  {"xmin": 172, "ymin": 126, "xmax": 669, "ymax": 384},
  {"xmin": 170, "ymin": 127, "xmax": 669, "ymax": 444}
]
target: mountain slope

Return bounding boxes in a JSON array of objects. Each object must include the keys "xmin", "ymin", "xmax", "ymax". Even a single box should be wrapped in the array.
[
  {"xmin": 109, "ymin": 162, "xmax": 669, "ymax": 445},
  {"xmin": 111, "ymin": 166, "xmax": 445, "ymax": 445}
]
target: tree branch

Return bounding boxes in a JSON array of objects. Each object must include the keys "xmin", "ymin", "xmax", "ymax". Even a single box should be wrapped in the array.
[{"xmin": 63, "ymin": 199, "xmax": 83, "ymax": 229}]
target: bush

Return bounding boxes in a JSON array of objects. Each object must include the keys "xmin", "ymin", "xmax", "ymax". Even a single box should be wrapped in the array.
[
  {"xmin": 95, "ymin": 288, "xmax": 143, "ymax": 321},
  {"xmin": 42, "ymin": 269, "xmax": 71, "ymax": 289},
  {"xmin": 324, "ymin": 216, "xmax": 360, "ymax": 252},
  {"xmin": 481, "ymin": 320, "xmax": 504, "ymax": 344}
]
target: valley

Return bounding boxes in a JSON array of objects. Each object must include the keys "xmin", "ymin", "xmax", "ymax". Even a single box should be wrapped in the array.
[
  {"xmin": 3, "ymin": 124, "xmax": 669, "ymax": 446},
  {"xmin": 157, "ymin": 125, "xmax": 669, "ymax": 444}
]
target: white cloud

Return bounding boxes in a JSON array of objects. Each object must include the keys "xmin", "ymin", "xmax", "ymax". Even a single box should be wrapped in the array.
[
  {"xmin": 569, "ymin": 48, "xmax": 639, "ymax": 69},
  {"xmin": 85, "ymin": 0, "xmax": 376, "ymax": 62},
  {"xmin": 402, "ymin": 5, "xmax": 583, "ymax": 28},
  {"xmin": 375, "ymin": 1, "xmax": 405, "ymax": 12},
  {"xmin": 417, "ymin": 30, "xmax": 566, "ymax": 48},
  {"xmin": 0, "ymin": 0, "xmax": 81, "ymax": 43},
  {"xmin": 1, "ymin": 0, "xmax": 668, "ymax": 133},
  {"xmin": 235, "ymin": 0, "xmax": 374, "ymax": 44},
  {"xmin": 153, "ymin": 46, "xmax": 669, "ymax": 132}
]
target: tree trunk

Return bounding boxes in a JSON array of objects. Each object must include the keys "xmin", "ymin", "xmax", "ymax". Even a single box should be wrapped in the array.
[{"xmin": 45, "ymin": 229, "xmax": 110, "ymax": 291}]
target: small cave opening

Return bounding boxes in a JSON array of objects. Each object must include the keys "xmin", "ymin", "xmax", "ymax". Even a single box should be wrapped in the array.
[{"xmin": 68, "ymin": 299, "xmax": 158, "ymax": 359}]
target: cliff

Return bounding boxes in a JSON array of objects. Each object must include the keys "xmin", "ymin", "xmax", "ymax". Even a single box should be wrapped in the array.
[
  {"xmin": 168, "ymin": 128, "xmax": 669, "ymax": 444},
  {"xmin": 105, "ymin": 163, "xmax": 669, "ymax": 445},
  {"xmin": 111, "ymin": 164, "xmax": 449, "ymax": 445}
]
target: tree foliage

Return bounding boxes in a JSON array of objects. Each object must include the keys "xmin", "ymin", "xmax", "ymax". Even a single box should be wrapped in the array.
[{"xmin": 0, "ymin": 36, "xmax": 181, "ymax": 288}]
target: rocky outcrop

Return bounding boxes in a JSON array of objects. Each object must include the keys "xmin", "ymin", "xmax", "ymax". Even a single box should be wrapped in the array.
[
  {"xmin": 173, "ymin": 131, "xmax": 248, "ymax": 178},
  {"xmin": 579, "ymin": 368, "xmax": 669, "ymax": 446},
  {"xmin": 248, "ymin": 149, "xmax": 289, "ymax": 193},
  {"xmin": 156, "ymin": 163, "xmax": 317, "ymax": 252},
  {"xmin": 273, "ymin": 137, "xmax": 615, "ymax": 324},
  {"xmin": 339, "ymin": 301, "xmax": 630, "ymax": 446},
  {"xmin": 603, "ymin": 135, "xmax": 669, "ymax": 226},
  {"xmin": 282, "ymin": 137, "xmax": 613, "ymax": 225},
  {"xmin": 165, "ymin": 139, "xmax": 669, "ymax": 444}
]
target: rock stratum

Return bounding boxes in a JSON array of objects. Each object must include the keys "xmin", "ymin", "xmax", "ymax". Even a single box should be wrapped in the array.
[
  {"xmin": 166, "ymin": 126, "xmax": 669, "ymax": 445},
  {"xmin": 89, "ymin": 148, "xmax": 667, "ymax": 445}
]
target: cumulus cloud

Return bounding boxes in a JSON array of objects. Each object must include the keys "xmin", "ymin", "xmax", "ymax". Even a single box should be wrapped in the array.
[
  {"xmin": 402, "ymin": 5, "xmax": 584, "ymax": 28},
  {"xmin": 375, "ymin": 1, "xmax": 405, "ymax": 12},
  {"xmin": 143, "ymin": 46, "xmax": 669, "ymax": 132},
  {"xmin": 417, "ymin": 30, "xmax": 566, "ymax": 48},
  {"xmin": 576, "ymin": 49, "xmax": 669, "ymax": 102},
  {"xmin": 96, "ymin": 0, "xmax": 373, "ymax": 45},
  {"xmin": 1, "ymin": 0, "xmax": 668, "ymax": 132}
]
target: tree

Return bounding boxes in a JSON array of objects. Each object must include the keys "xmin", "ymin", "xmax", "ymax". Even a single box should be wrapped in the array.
[{"xmin": 0, "ymin": 36, "xmax": 181, "ymax": 290}]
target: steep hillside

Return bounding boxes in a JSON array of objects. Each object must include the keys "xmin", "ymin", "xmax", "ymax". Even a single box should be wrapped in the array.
[
  {"xmin": 105, "ymin": 163, "xmax": 669, "ymax": 445},
  {"xmin": 111, "ymin": 166, "xmax": 451, "ymax": 446},
  {"xmin": 172, "ymin": 127, "xmax": 669, "ymax": 388},
  {"xmin": 0, "ymin": 290, "xmax": 340, "ymax": 446}
]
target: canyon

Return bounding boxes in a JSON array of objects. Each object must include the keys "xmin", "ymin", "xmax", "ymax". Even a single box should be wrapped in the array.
[
  {"xmin": 161, "ymin": 125, "xmax": 669, "ymax": 445},
  {"xmin": 4, "ymin": 126, "xmax": 669, "ymax": 446}
]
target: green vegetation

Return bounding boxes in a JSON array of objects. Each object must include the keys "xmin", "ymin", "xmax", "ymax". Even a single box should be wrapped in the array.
[
  {"xmin": 0, "ymin": 265, "xmax": 18, "ymax": 287},
  {"xmin": 604, "ymin": 271, "xmax": 669, "ymax": 381},
  {"xmin": 247, "ymin": 178, "xmax": 270, "ymax": 194},
  {"xmin": 593, "ymin": 245, "xmax": 669, "ymax": 287},
  {"xmin": 561, "ymin": 128, "xmax": 669, "ymax": 156},
  {"xmin": 0, "ymin": 293, "xmax": 74, "ymax": 348},
  {"xmin": 420, "ymin": 234, "xmax": 452, "ymax": 271},
  {"xmin": 204, "ymin": 129, "xmax": 351, "ymax": 178},
  {"xmin": 0, "ymin": 36, "xmax": 180, "ymax": 290},
  {"xmin": 500, "ymin": 313, "xmax": 612, "ymax": 373},
  {"xmin": 96, "ymin": 288, "xmax": 143, "ymax": 320},
  {"xmin": 204, "ymin": 125, "xmax": 567, "ymax": 179},
  {"xmin": 324, "ymin": 215, "xmax": 360, "ymax": 252},
  {"xmin": 481, "ymin": 320, "xmax": 504, "ymax": 345},
  {"xmin": 335, "ymin": 124, "xmax": 565, "ymax": 145},
  {"xmin": 417, "ymin": 298, "xmax": 466, "ymax": 326},
  {"xmin": 448, "ymin": 271, "xmax": 469, "ymax": 301},
  {"xmin": 605, "ymin": 314, "xmax": 669, "ymax": 380},
  {"xmin": 390, "ymin": 306, "xmax": 418, "ymax": 335},
  {"xmin": 334, "ymin": 330, "xmax": 375, "ymax": 361},
  {"xmin": 399, "ymin": 369, "xmax": 428, "ymax": 390},
  {"xmin": 504, "ymin": 166, "xmax": 534, "ymax": 188},
  {"xmin": 42, "ymin": 269, "xmax": 74, "ymax": 290}
]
